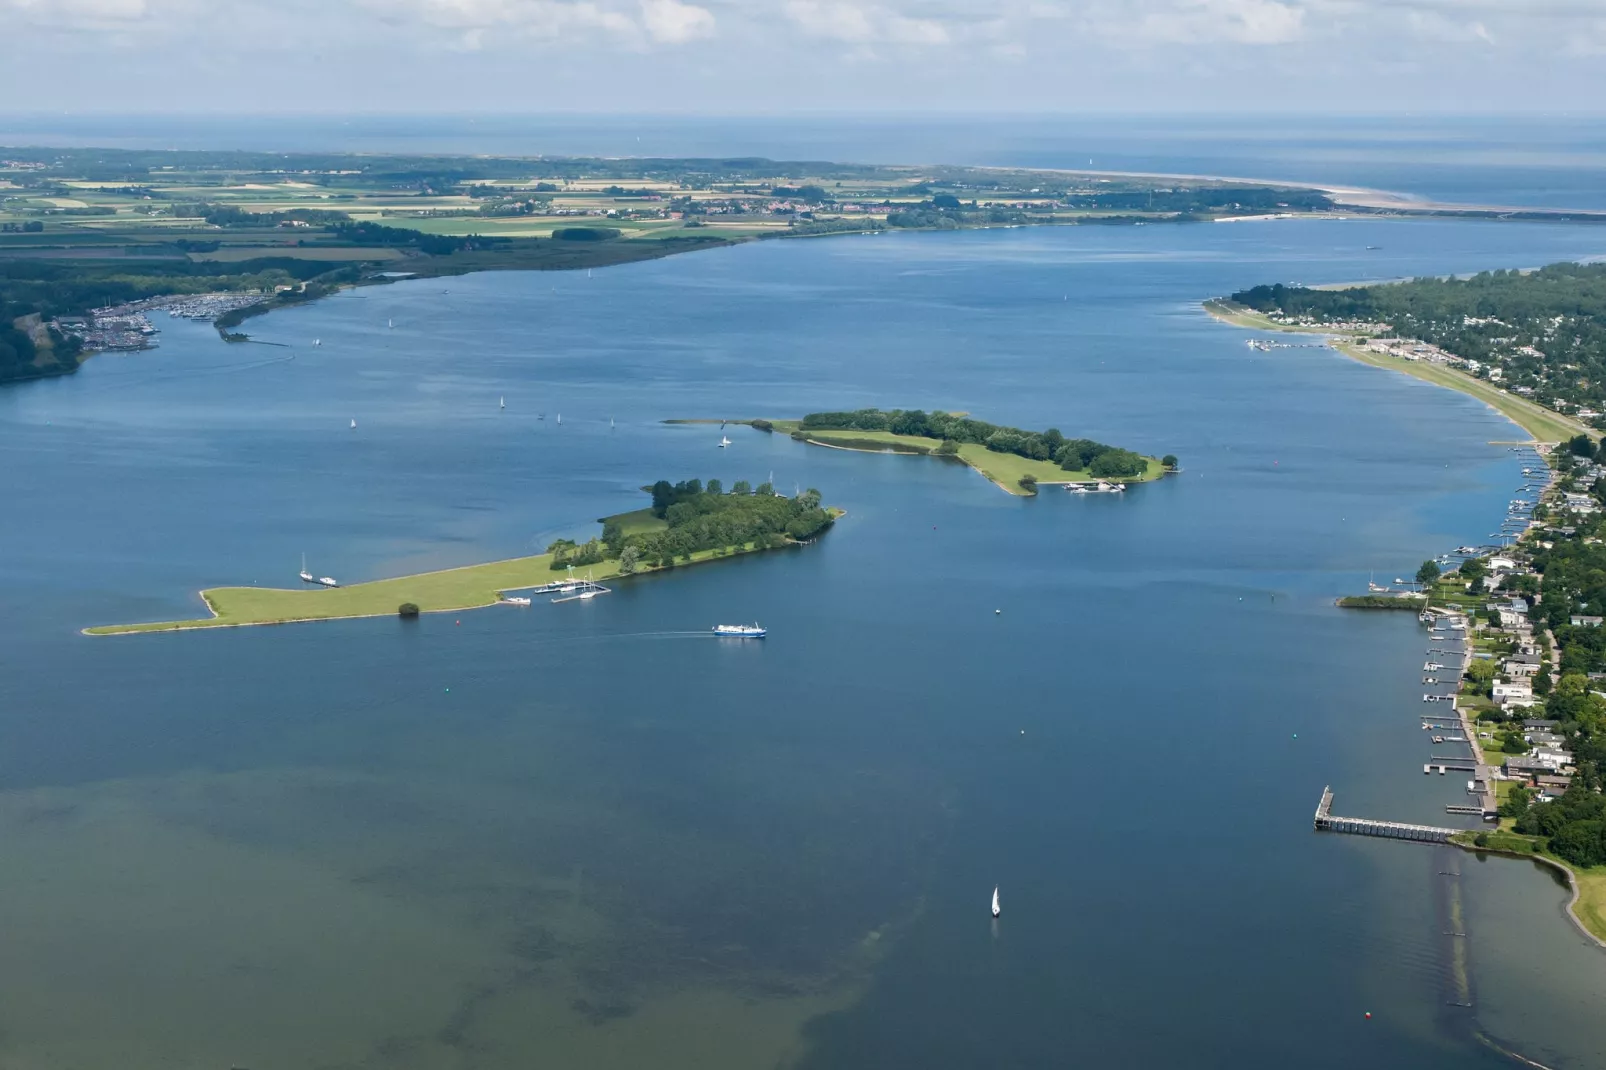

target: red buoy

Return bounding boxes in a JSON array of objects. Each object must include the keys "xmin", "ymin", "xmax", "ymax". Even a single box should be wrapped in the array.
[{"xmin": 1364, "ymin": 1012, "xmax": 1372, "ymax": 1020}]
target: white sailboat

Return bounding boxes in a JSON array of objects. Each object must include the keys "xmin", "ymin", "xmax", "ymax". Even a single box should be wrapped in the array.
[
  {"xmin": 719, "ymin": 435, "xmax": 732, "ymax": 448},
  {"xmin": 312, "ymin": 338, "xmax": 321, "ymax": 347},
  {"xmin": 991, "ymin": 887, "xmax": 1001, "ymax": 918},
  {"xmin": 556, "ymin": 413, "xmax": 562, "ymax": 425},
  {"xmin": 500, "ymin": 396, "xmax": 505, "ymax": 410},
  {"xmin": 610, "ymin": 416, "xmax": 615, "ymax": 429},
  {"xmin": 387, "ymin": 318, "xmax": 394, "ymax": 329},
  {"xmin": 299, "ymin": 554, "xmax": 314, "ymax": 584},
  {"xmin": 350, "ymin": 418, "xmax": 357, "ymax": 430}
]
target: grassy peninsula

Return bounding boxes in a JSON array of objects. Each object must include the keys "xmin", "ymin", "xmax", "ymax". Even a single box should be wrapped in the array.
[
  {"xmin": 1206, "ymin": 262, "xmax": 1606, "ymax": 445},
  {"xmin": 86, "ymin": 478, "xmax": 836, "ymax": 635},
  {"xmin": 748, "ymin": 409, "xmax": 1171, "ymax": 495}
]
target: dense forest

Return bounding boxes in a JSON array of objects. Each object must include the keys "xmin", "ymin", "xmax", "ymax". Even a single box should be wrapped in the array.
[
  {"xmin": 798, "ymin": 408, "xmax": 1151, "ymax": 478},
  {"xmin": 1230, "ymin": 263, "xmax": 1606, "ymax": 416},
  {"xmin": 548, "ymin": 479, "xmax": 834, "ymax": 572}
]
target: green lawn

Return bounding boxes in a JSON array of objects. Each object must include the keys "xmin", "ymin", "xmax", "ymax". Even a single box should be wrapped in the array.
[
  {"xmin": 608, "ymin": 507, "xmax": 668, "ymax": 536},
  {"xmin": 1335, "ymin": 342, "xmax": 1591, "ymax": 445},
  {"xmin": 87, "ymin": 509, "xmax": 795, "ymax": 635}
]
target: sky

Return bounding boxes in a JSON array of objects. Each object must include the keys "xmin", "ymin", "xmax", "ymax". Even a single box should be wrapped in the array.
[{"xmin": 2, "ymin": 0, "xmax": 1605, "ymax": 114}]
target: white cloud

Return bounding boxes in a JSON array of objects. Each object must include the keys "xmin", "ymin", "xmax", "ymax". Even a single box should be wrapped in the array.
[
  {"xmin": 640, "ymin": 0, "xmax": 715, "ymax": 42},
  {"xmin": 1133, "ymin": 0, "xmax": 1305, "ymax": 44},
  {"xmin": 783, "ymin": 1, "xmax": 948, "ymax": 45},
  {"xmin": 3, "ymin": 0, "xmax": 153, "ymax": 28}
]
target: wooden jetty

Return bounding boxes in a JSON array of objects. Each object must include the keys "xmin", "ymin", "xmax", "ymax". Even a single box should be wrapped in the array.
[{"xmin": 1314, "ymin": 786, "xmax": 1460, "ymax": 843}]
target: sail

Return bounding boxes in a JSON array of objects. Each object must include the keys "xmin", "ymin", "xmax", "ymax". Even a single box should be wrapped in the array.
[{"xmin": 991, "ymin": 887, "xmax": 1000, "ymax": 916}]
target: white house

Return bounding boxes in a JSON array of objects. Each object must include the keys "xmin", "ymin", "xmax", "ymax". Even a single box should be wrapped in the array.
[{"xmin": 1493, "ymin": 680, "xmax": 1535, "ymax": 707}]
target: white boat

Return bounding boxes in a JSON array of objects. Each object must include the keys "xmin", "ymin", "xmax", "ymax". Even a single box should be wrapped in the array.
[
  {"xmin": 313, "ymin": 339, "xmax": 321, "ymax": 347},
  {"xmin": 387, "ymin": 318, "xmax": 394, "ymax": 328},
  {"xmin": 991, "ymin": 887, "xmax": 1001, "ymax": 918},
  {"xmin": 501, "ymin": 595, "xmax": 532, "ymax": 606},
  {"xmin": 299, "ymin": 553, "xmax": 314, "ymax": 584},
  {"xmin": 350, "ymin": 418, "xmax": 357, "ymax": 430},
  {"xmin": 500, "ymin": 396, "xmax": 505, "ymax": 410},
  {"xmin": 713, "ymin": 623, "xmax": 766, "ymax": 638},
  {"xmin": 317, "ymin": 576, "xmax": 339, "ymax": 588},
  {"xmin": 556, "ymin": 414, "xmax": 562, "ymax": 425},
  {"xmin": 719, "ymin": 436, "xmax": 732, "ymax": 448},
  {"xmin": 610, "ymin": 416, "xmax": 615, "ymax": 429}
]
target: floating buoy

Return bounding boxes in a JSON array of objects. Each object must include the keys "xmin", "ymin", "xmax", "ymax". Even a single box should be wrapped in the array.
[
  {"xmin": 1364, "ymin": 1012, "xmax": 1372, "ymax": 1020},
  {"xmin": 456, "ymin": 620, "xmax": 461, "ymax": 625},
  {"xmin": 995, "ymin": 609, "xmax": 1001, "ymax": 615},
  {"xmin": 1293, "ymin": 733, "xmax": 1298, "ymax": 739}
]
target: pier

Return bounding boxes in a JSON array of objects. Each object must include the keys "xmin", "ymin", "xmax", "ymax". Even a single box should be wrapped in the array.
[{"xmin": 1314, "ymin": 787, "xmax": 1460, "ymax": 843}]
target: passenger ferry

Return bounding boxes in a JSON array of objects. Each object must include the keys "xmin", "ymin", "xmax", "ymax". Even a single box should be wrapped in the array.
[{"xmin": 713, "ymin": 623, "xmax": 766, "ymax": 638}]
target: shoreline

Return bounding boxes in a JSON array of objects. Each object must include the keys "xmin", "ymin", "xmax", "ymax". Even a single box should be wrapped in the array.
[
  {"xmin": 84, "ymin": 508, "xmax": 844, "ymax": 636},
  {"xmin": 757, "ymin": 422, "xmax": 1167, "ymax": 497},
  {"xmin": 1201, "ymin": 299, "xmax": 1596, "ymax": 445}
]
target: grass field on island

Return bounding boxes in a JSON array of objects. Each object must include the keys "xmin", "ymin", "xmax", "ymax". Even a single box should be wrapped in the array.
[
  {"xmin": 782, "ymin": 427, "xmax": 1164, "ymax": 495},
  {"xmin": 85, "ymin": 516, "xmax": 816, "ymax": 635}
]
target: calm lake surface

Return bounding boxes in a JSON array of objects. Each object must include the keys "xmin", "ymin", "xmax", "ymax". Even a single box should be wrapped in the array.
[{"xmin": 5, "ymin": 217, "xmax": 1606, "ymax": 1067}]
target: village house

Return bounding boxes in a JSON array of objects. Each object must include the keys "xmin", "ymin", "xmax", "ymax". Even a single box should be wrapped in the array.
[
  {"xmin": 1504, "ymin": 653, "xmax": 1542, "ymax": 677},
  {"xmin": 1570, "ymin": 615, "xmax": 1604, "ymax": 627},
  {"xmin": 1493, "ymin": 679, "xmax": 1535, "ymax": 707}
]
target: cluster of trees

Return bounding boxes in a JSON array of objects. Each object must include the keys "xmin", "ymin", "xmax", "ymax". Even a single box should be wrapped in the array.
[
  {"xmin": 0, "ymin": 302, "xmax": 80, "ymax": 383},
  {"xmin": 547, "ymin": 479, "xmax": 834, "ymax": 572},
  {"xmin": 1231, "ymin": 263, "xmax": 1606, "ymax": 414},
  {"xmin": 798, "ymin": 408, "xmax": 1154, "ymax": 477},
  {"xmin": 330, "ymin": 221, "xmax": 503, "ymax": 256},
  {"xmin": 886, "ymin": 204, "xmax": 1046, "ymax": 229},
  {"xmin": 771, "ymin": 185, "xmax": 829, "ymax": 203}
]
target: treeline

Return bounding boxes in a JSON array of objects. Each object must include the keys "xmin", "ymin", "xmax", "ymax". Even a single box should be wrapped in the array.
[
  {"xmin": 330, "ymin": 220, "xmax": 504, "ymax": 255},
  {"xmin": 548, "ymin": 479, "xmax": 834, "ymax": 572},
  {"xmin": 798, "ymin": 408, "xmax": 1152, "ymax": 478},
  {"xmin": 0, "ymin": 301, "xmax": 81, "ymax": 383},
  {"xmin": 1230, "ymin": 263, "xmax": 1606, "ymax": 412},
  {"xmin": 886, "ymin": 204, "xmax": 1048, "ymax": 229},
  {"xmin": 1062, "ymin": 186, "xmax": 1329, "ymax": 214}
]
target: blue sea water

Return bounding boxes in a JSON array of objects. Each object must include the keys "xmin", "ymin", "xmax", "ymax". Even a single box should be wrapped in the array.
[{"xmin": 3, "ymin": 187, "xmax": 1606, "ymax": 1062}]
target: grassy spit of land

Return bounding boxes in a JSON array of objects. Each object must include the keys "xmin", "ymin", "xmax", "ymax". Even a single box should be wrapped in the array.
[
  {"xmin": 1203, "ymin": 299, "xmax": 1594, "ymax": 445},
  {"xmin": 85, "ymin": 498, "xmax": 842, "ymax": 636},
  {"xmin": 729, "ymin": 416, "xmax": 1168, "ymax": 497}
]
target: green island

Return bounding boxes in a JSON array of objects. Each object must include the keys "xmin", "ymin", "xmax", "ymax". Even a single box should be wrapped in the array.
[
  {"xmin": 1205, "ymin": 261, "xmax": 1606, "ymax": 445},
  {"xmin": 84, "ymin": 478, "xmax": 836, "ymax": 635},
  {"xmin": 740, "ymin": 409, "xmax": 1172, "ymax": 496}
]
